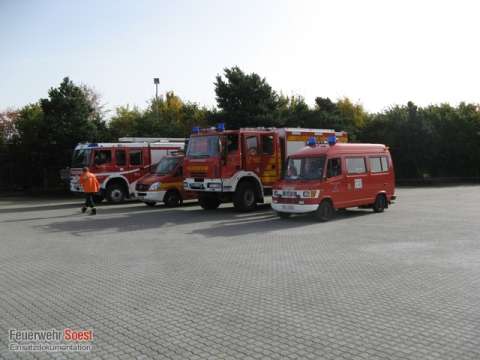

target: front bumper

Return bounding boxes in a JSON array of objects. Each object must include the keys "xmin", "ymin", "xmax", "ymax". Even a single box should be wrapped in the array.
[
  {"xmin": 135, "ymin": 191, "xmax": 166, "ymax": 203},
  {"xmin": 184, "ymin": 178, "xmax": 223, "ymax": 192},
  {"xmin": 271, "ymin": 202, "xmax": 319, "ymax": 213}
]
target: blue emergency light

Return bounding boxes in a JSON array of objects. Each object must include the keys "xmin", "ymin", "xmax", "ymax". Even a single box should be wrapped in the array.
[
  {"xmin": 192, "ymin": 126, "xmax": 200, "ymax": 134},
  {"xmin": 327, "ymin": 134, "xmax": 337, "ymax": 146},
  {"xmin": 306, "ymin": 136, "xmax": 317, "ymax": 147},
  {"xmin": 216, "ymin": 123, "xmax": 225, "ymax": 132},
  {"xmin": 88, "ymin": 143, "xmax": 98, "ymax": 147}
]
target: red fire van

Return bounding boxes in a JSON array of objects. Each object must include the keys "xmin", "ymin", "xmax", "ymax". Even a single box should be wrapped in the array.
[
  {"xmin": 135, "ymin": 154, "xmax": 196, "ymax": 207},
  {"xmin": 272, "ymin": 136, "xmax": 396, "ymax": 221}
]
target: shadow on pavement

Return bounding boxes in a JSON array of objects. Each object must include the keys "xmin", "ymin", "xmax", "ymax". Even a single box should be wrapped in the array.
[{"xmin": 40, "ymin": 202, "xmax": 374, "ymax": 238}]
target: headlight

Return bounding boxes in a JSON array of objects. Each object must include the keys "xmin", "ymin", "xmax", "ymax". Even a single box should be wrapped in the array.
[
  {"xmin": 149, "ymin": 182, "xmax": 161, "ymax": 191},
  {"xmin": 302, "ymin": 190, "xmax": 320, "ymax": 198},
  {"xmin": 273, "ymin": 190, "xmax": 280, "ymax": 197}
]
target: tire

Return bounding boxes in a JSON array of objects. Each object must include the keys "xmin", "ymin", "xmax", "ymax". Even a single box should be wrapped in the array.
[
  {"xmin": 316, "ymin": 200, "xmax": 335, "ymax": 222},
  {"xmin": 145, "ymin": 201, "xmax": 156, "ymax": 207},
  {"xmin": 106, "ymin": 183, "xmax": 127, "ymax": 204},
  {"xmin": 233, "ymin": 182, "xmax": 257, "ymax": 212},
  {"xmin": 92, "ymin": 194, "xmax": 104, "ymax": 204},
  {"xmin": 198, "ymin": 193, "xmax": 221, "ymax": 210},
  {"xmin": 373, "ymin": 194, "xmax": 386, "ymax": 213},
  {"xmin": 277, "ymin": 212, "xmax": 291, "ymax": 219},
  {"xmin": 164, "ymin": 190, "xmax": 182, "ymax": 207}
]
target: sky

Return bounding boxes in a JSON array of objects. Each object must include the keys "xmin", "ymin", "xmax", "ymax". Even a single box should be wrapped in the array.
[{"xmin": 1, "ymin": 0, "xmax": 480, "ymax": 115}]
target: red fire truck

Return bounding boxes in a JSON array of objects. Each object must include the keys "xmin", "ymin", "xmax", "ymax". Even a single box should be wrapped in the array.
[
  {"xmin": 183, "ymin": 124, "xmax": 347, "ymax": 211},
  {"xmin": 272, "ymin": 136, "xmax": 396, "ymax": 221},
  {"xmin": 70, "ymin": 138, "xmax": 185, "ymax": 203}
]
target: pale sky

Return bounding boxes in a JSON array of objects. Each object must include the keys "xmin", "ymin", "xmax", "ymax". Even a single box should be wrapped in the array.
[{"xmin": 1, "ymin": 0, "xmax": 479, "ymax": 114}]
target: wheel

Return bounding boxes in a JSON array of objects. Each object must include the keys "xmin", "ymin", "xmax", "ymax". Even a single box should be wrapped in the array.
[
  {"xmin": 373, "ymin": 194, "xmax": 386, "ymax": 213},
  {"xmin": 277, "ymin": 212, "xmax": 291, "ymax": 219},
  {"xmin": 106, "ymin": 183, "xmax": 127, "ymax": 203},
  {"xmin": 316, "ymin": 200, "xmax": 335, "ymax": 222},
  {"xmin": 233, "ymin": 182, "xmax": 257, "ymax": 212},
  {"xmin": 198, "ymin": 193, "xmax": 221, "ymax": 210},
  {"xmin": 164, "ymin": 190, "xmax": 181, "ymax": 207},
  {"xmin": 145, "ymin": 201, "xmax": 156, "ymax": 207},
  {"xmin": 92, "ymin": 194, "xmax": 104, "ymax": 204}
]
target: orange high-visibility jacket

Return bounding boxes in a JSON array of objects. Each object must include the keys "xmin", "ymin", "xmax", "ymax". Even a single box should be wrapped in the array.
[{"xmin": 79, "ymin": 172, "xmax": 100, "ymax": 193}]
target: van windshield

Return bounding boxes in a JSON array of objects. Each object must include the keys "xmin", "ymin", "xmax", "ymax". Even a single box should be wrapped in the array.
[
  {"xmin": 71, "ymin": 149, "xmax": 92, "ymax": 168},
  {"xmin": 284, "ymin": 156, "xmax": 326, "ymax": 180},
  {"xmin": 187, "ymin": 136, "xmax": 220, "ymax": 158},
  {"xmin": 155, "ymin": 157, "xmax": 180, "ymax": 175}
]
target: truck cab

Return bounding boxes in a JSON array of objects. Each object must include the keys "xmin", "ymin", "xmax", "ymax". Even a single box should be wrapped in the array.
[
  {"xmin": 135, "ymin": 155, "xmax": 196, "ymax": 207},
  {"xmin": 272, "ymin": 136, "xmax": 395, "ymax": 221}
]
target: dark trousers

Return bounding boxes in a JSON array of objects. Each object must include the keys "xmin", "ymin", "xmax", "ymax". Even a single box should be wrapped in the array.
[{"xmin": 84, "ymin": 193, "xmax": 96, "ymax": 208}]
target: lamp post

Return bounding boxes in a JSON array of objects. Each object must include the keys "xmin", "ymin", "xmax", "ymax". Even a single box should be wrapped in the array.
[{"xmin": 153, "ymin": 78, "xmax": 160, "ymax": 122}]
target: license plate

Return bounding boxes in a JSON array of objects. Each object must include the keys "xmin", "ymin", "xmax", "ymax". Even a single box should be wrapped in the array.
[{"xmin": 282, "ymin": 204, "xmax": 294, "ymax": 210}]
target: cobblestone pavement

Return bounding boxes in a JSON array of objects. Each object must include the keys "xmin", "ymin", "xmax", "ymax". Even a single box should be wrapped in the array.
[{"xmin": 1, "ymin": 186, "xmax": 479, "ymax": 360}]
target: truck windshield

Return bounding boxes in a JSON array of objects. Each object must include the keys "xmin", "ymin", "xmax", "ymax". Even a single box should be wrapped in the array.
[
  {"xmin": 187, "ymin": 135, "xmax": 220, "ymax": 158},
  {"xmin": 284, "ymin": 156, "xmax": 326, "ymax": 180},
  {"xmin": 155, "ymin": 157, "xmax": 180, "ymax": 175},
  {"xmin": 71, "ymin": 149, "xmax": 92, "ymax": 168}
]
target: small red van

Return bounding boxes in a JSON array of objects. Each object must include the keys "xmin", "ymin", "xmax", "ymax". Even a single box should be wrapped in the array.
[
  {"xmin": 135, "ymin": 155, "xmax": 197, "ymax": 207},
  {"xmin": 271, "ymin": 136, "xmax": 396, "ymax": 221}
]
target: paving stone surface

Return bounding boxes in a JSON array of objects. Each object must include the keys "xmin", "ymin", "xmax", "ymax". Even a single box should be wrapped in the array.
[{"xmin": 0, "ymin": 186, "xmax": 479, "ymax": 359}]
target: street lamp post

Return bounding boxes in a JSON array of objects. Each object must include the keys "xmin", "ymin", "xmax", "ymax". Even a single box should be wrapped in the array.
[{"xmin": 153, "ymin": 78, "xmax": 160, "ymax": 122}]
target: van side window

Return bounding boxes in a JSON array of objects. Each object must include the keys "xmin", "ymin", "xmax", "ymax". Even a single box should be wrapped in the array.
[
  {"xmin": 370, "ymin": 156, "xmax": 389, "ymax": 173},
  {"xmin": 261, "ymin": 135, "xmax": 274, "ymax": 155},
  {"xmin": 369, "ymin": 157, "xmax": 382, "ymax": 173},
  {"xmin": 327, "ymin": 158, "xmax": 342, "ymax": 178},
  {"xmin": 381, "ymin": 156, "xmax": 388, "ymax": 171},
  {"xmin": 346, "ymin": 157, "xmax": 366, "ymax": 174},
  {"xmin": 115, "ymin": 150, "xmax": 126, "ymax": 166},
  {"xmin": 94, "ymin": 150, "xmax": 111, "ymax": 165},
  {"xmin": 129, "ymin": 150, "xmax": 143, "ymax": 166}
]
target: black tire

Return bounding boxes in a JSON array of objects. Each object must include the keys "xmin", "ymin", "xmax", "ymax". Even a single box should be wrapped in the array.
[
  {"xmin": 145, "ymin": 201, "xmax": 156, "ymax": 207},
  {"xmin": 198, "ymin": 193, "xmax": 221, "ymax": 210},
  {"xmin": 233, "ymin": 182, "xmax": 257, "ymax": 212},
  {"xmin": 106, "ymin": 183, "xmax": 127, "ymax": 204},
  {"xmin": 316, "ymin": 200, "xmax": 335, "ymax": 222},
  {"xmin": 92, "ymin": 194, "xmax": 104, "ymax": 204},
  {"xmin": 164, "ymin": 190, "xmax": 182, "ymax": 207},
  {"xmin": 373, "ymin": 194, "xmax": 386, "ymax": 213},
  {"xmin": 277, "ymin": 212, "xmax": 291, "ymax": 219}
]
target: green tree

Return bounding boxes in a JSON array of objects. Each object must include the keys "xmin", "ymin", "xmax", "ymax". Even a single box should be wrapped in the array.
[{"xmin": 214, "ymin": 66, "xmax": 282, "ymax": 128}]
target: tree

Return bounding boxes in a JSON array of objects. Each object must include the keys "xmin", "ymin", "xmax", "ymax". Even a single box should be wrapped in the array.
[{"xmin": 214, "ymin": 66, "xmax": 282, "ymax": 128}]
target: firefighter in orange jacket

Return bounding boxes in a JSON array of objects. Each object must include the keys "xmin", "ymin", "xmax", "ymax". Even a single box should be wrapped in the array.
[{"xmin": 79, "ymin": 167, "xmax": 100, "ymax": 215}]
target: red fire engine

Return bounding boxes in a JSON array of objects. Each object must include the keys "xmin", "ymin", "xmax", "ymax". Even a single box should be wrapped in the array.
[
  {"xmin": 70, "ymin": 138, "xmax": 185, "ymax": 203},
  {"xmin": 272, "ymin": 135, "xmax": 396, "ymax": 221},
  {"xmin": 183, "ymin": 124, "xmax": 347, "ymax": 211}
]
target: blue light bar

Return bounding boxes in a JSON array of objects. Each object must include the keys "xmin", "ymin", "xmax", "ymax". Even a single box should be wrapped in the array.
[
  {"xmin": 88, "ymin": 143, "xmax": 98, "ymax": 147},
  {"xmin": 192, "ymin": 126, "xmax": 200, "ymax": 134},
  {"xmin": 216, "ymin": 123, "xmax": 225, "ymax": 132},
  {"xmin": 306, "ymin": 136, "xmax": 317, "ymax": 147},
  {"xmin": 327, "ymin": 134, "xmax": 337, "ymax": 145}
]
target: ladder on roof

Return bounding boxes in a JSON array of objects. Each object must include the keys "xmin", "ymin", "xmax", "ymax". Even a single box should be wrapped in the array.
[{"xmin": 118, "ymin": 137, "xmax": 186, "ymax": 143}]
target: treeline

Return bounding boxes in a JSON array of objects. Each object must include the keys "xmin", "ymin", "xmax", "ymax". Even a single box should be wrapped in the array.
[{"xmin": 1, "ymin": 67, "xmax": 480, "ymax": 191}]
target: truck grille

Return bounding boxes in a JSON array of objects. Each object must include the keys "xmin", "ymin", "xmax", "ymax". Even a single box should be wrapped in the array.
[{"xmin": 136, "ymin": 183, "xmax": 150, "ymax": 191}]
